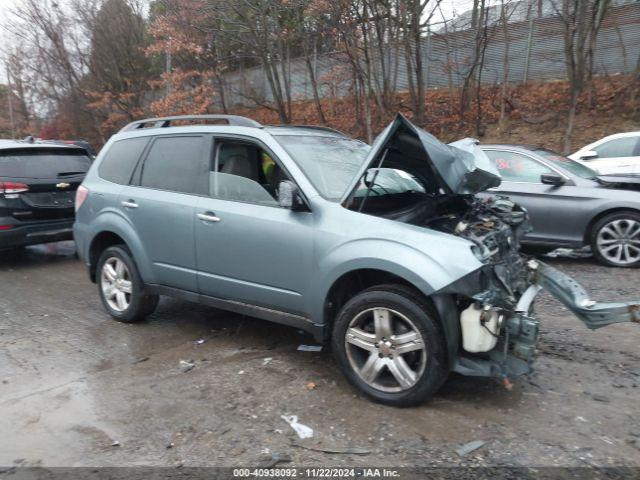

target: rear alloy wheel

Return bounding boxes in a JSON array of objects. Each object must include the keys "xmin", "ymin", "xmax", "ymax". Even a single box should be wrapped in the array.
[
  {"xmin": 101, "ymin": 257, "xmax": 132, "ymax": 312},
  {"xmin": 591, "ymin": 212, "xmax": 640, "ymax": 267},
  {"xmin": 332, "ymin": 285, "xmax": 447, "ymax": 406},
  {"xmin": 97, "ymin": 245, "xmax": 159, "ymax": 322}
]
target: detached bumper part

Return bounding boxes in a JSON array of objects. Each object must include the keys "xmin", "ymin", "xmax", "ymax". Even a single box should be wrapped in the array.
[{"xmin": 532, "ymin": 261, "xmax": 640, "ymax": 329}]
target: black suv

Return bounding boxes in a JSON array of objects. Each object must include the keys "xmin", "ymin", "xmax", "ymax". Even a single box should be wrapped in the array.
[{"xmin": 0, "ymin": 139, "xmax": 92, "ymax": 249}]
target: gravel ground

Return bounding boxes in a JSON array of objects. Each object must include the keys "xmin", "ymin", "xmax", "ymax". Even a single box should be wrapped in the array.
[{"xmin": 0, "ymin": 241, "xmax": 639, "ymax": 470}]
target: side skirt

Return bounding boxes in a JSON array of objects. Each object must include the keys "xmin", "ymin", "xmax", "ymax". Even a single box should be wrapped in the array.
[{"xmin": 144, "ymin": 284, "xmax": 325, "ymax": 340}]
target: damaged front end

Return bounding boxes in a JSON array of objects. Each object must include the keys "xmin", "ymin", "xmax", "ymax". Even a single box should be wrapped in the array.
[
  {"xmin": 434, "ymin": 194, "xmax": 544, "ymax": 380},
  {"xmin": 344, "ymin": 113, "xmax": 640, "ymax": 383},
  {"xmin": 438, "ymin": 194, "xmax": 640, "ymax": 383}
]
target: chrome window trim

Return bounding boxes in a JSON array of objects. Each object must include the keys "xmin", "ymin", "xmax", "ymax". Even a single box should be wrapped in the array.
[{"xmin": 482, "ymin": 147, "xmax": 573, "ymax": 185}]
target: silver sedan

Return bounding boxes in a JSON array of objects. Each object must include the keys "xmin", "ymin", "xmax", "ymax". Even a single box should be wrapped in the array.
[{"xmin": 480, "ymin": 144, "xmax": 640, "ymax": 267}]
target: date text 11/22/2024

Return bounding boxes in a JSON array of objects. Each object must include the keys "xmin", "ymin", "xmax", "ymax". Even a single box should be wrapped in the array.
[{"xmin": 233, "ymin": 468, "xmax": 400, "ymax": 478}]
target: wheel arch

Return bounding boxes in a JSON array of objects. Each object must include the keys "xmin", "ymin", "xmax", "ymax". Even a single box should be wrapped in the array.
[
  {"xmin": 320, "ymin": 268, "xmax": 460, "ymax": 370},
  {"xmin": 88, "ymin": 231, "xmax": 128, "ymax": 282},
  {"xmin": 584, "ymin": 207, "xmax": 640, "ymax": 244},
  {"xmin": 86, "ymin": 211, "xmax": 154, "ymax": 284}
]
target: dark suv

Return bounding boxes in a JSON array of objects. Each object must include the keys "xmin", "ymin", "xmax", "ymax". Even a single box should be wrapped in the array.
[{"xmin": 0, "ymin": 139, "xmax": 92, "ymax": 249}]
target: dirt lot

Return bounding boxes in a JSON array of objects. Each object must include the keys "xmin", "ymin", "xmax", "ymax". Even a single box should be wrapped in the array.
[{"xmin": 1, "ymin": 241, "xmax": 639, "ymax": 469}]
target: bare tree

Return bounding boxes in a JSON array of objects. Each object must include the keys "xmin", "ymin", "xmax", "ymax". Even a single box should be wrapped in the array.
[
  {"xmin": 5, "ymin": 0, "xmax": 105, "ymax": 140},
  {"xmin": 551, "ymin": 0, "xmax": 611, "ymax": 153},
  {"xmin": 397, "ymin": 0, "xmax": 440, "ymax": 126}
]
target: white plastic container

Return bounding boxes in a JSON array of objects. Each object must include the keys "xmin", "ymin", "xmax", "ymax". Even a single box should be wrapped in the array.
[{"xmin": 460, "ymin": 304, "xmax": 500, "ymax": 353}]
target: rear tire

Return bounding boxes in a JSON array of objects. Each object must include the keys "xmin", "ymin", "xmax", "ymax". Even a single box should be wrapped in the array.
[
  {"xmin": 590, "ymin": 211, "xmax": 640, "ymax": 268},
  {"xmin": 331, "ymin": 284, "xmax": 448, "ymax": 407},
  {"xmin": 96, "ymin": 245, "xmax": 159, "ymax": 323}
]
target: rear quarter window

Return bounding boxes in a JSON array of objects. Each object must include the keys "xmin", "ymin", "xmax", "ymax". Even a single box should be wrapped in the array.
[{"xmin": 98, "ymin": 137, "xmax": 150, "ymax": 185}]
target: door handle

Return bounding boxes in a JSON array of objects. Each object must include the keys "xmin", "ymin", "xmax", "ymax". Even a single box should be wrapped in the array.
[
  {"xmin": 197, "ymin": 212, "xmax": 221, "ymax": 223},
  {"xmin": 121, "ymin": 200, "xmax": 138, "ymax": 209}
]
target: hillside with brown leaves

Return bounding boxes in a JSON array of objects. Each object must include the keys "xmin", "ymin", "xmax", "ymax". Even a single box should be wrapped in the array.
[{"xmin": 232, "ymin": 75, "xmax": 640, "ymax": 153}]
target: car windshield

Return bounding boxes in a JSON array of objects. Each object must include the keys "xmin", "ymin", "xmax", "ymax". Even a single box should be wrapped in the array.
[
  {"xmin": 274, "ymin": 135, "xmax": 371, "ymax": 200},
  {"xmin": 533, "ymin": 148, "xmax": 598, "ymax": 179}
]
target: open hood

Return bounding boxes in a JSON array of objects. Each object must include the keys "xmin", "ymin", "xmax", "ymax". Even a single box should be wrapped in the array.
[{"xmin": 342, "ymin": 113, "xmax": 501, "ymax": 202}]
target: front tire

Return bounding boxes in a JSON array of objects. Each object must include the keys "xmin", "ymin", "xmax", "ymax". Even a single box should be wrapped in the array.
[
  {"xmin": 590, "ymin": 211, "xmax": 640, "ymax": 267},
  {"xmin": 96, "ymin": 245, "xmax": 159, "ymax": 323},
  {"xmin": 331, "ymin": 284, "xmax": 448, "ymax": 407}
]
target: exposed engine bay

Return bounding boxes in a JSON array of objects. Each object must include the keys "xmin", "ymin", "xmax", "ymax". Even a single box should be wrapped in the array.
[{"xmin": 351, "ymin": 189, "xmax": 531, "ymax": 305}]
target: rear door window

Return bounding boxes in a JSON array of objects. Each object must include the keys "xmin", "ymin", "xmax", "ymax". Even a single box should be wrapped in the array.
[
  {"xmin": 0, "ymin": 148, "xmax": 91, "ymax": 179},
  {"xmin": 98, "ymin": 137, "xmax": 149, "ymax": 185},
  {"xmin": 140, "ymin": 136, "xmax": 208, "ymax": 195}
]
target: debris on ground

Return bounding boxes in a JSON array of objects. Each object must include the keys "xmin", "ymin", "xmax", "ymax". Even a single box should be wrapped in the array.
[
  {"xmin": 297, "ymin": 345, "xmax": 322, "ymax": 352},
  {"xmin": 166, "ymin": 442, "xmax": 174, "ymax": 449},
  {"xmin": 132, "ymin": 356, "xmax": 149, "ymax": 364},
  {"xmin": 305, "ymin": 381, "xmax": 316, "ymax": 391},
  {"xmin": 544, "ymin": 247, "xmax": 592, "ymax": 259},
  {"xmin": 292, "ymin": 440, "xmax": 371, "ymax": 455},
  {"xmin": 455, "ymin": 440, "xmax": 486, "ymax": 457},
  {"xmin": 592, "ymin": 394, "xmax": 610, "ymax": 403},
  {"xmin": 179, "ymin": 360, "xmax": 195, "ymax": 373},
  {"xmin": 256, "ymin": 452, "xmax": 292, "ymax": 468},
  {"xmin": 111, "ymin": 440, "xmax": 120, "ymax": 447},
  {"xmin": 193, "ymin": 339, "xmax": 206, "ymax": 345},
  {"xmin": 262, "ymin": 357, "xmax": 273, "ymax": 366},
  {"xmin": 281, "ymin": 415, "xmax": 314, "ymax": 439},
  {"xmin": 238, "ymin": 370, "xmax": 245, "ymax": 375}
]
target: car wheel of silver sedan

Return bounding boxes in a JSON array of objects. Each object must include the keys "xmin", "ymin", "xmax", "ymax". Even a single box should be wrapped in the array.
[
  {"xmin": 96, "ymin": 245, "xmax": 159, "ymax": 322},
  {"xmin": 591, "ymin": 211, "xmax": 640, "ymax": 268},
  {"xmin": 331, "ymin": 284, "xmax": 447, "ymax": 406}
]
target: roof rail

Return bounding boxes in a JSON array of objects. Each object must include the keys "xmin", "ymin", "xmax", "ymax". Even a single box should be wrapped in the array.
[
  {"xmin": 119, "ymin": 115, "xmax": 262, "ymax": 132},
  {"xmin": 269, "ymin": 124, "xmax": 348, "ymax": 137}
]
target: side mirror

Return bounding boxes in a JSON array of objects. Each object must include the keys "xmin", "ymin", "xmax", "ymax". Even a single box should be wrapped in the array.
[
  {"xmin": 278, "ymin": 180, "xmax": 305, "ymax": 210},
  {"xmin": 579, "ymin": 150, "xmax": 598, "ymax": 160},
  {"xmin": 541, "ymin": 174, "xmax": 565, "ymax": 186}
]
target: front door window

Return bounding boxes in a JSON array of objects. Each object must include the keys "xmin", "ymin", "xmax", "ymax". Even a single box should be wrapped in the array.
[{"xmin": 484, "ymin": 150, "xmax": 554, "ymax": 183}]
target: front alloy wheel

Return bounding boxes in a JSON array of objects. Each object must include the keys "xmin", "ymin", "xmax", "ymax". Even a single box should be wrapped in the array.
[
  {"xmin": 345, "ymin": 307, "xmax": 426, "ymax": 392},
  {"xmin": 332, "ymin": 284, "xmax": 447, "ymax": 406},
  {"xmin": 592, "ymin": 212, "xmax": 640, "ymax": 267}
]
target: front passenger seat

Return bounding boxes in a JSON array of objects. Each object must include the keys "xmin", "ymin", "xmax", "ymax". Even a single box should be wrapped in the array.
[{"xmin": 220, "ymin": 145, "xmax": 258, "ymax": 181}]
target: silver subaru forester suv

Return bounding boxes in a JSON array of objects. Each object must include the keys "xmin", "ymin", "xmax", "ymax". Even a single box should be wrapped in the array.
[{"xmin": 74, "ymin": 114, "xmax": 639, "ymax": 406}]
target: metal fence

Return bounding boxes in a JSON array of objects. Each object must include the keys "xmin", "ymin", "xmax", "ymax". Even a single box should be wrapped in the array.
[{"xmin": 218, "ymin": 2, "xmax": 640, "ymax": 108}]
